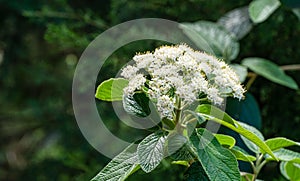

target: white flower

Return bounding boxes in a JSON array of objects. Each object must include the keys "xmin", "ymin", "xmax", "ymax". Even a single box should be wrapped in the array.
[
  {"xmin": 123, "ymin": 74, "xmax": 146, "ymax": 95},
  {"xmin": 120, "ymin": 65, "xmax": 139, "ymax": 79},
  {"xmin": 154, "ymin": 45, "xmax": 184, "ymax": 61},
  {"xmin": 133, "ymin": 52, "xmax": 155, "ymax": 69},
  {"xmin": 207, "ymin": 87, "xmax": 223, "ymax": 105},
  {"xmin": 157, "ymin": 95, "xmax": 174, "ymax": 119},
  {"xmin": 121, "ymin": 44, "xmax": 245, "ymax": 118}
]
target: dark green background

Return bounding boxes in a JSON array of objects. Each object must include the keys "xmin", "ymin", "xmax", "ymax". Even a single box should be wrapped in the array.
[{"xmin": 0, "ymin": 0, "xmax": 299, "ymax": 180}]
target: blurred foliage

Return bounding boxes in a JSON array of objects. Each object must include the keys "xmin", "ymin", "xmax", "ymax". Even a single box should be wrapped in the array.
[{"xmin": 0, "ymin": 0, "xmax": 299, "ymax": 180}]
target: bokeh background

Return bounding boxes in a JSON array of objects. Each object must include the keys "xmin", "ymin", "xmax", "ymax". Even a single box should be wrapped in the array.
[{"xmin": 0, "ymin": 0, "xmax": 299, "ymax": 180}]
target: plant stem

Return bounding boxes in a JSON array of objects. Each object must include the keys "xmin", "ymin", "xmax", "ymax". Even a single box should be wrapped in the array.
[
  {"xmin": 252, "ymin": 154, "xmax": 267, "ymax": 181},
  {"xmin": 246, "ymin": 64, "xmax": 300, "ymax": 90},
  {"xmin": 175, "ymin": 97, "xmax": 182, "ymax": 125},
  {"xmin": 280, "ymin": 64, "xmax": 300, "ymax": 71},
  {"xmin": 246, "ymin": 72, "xmax": 257, "ymax": 90}
]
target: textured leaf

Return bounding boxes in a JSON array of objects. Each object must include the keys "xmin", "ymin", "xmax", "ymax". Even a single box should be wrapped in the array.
[
  {"xmin": 186, "ymin": 162, "xmax": 210, "ymax": 181},
  {"xmin": 239, "ymin": 122, "xmax": 264, "ymax": 154},
  {"xmin": 242, "ymin": 57, "xmax": 298, "ymax": 89},
  {"xmin": 214, "ymin": 134, "xmax": 236, "ymax": 149},
  {"xmin": 189, "ymin": 128, "xmax": 240, "ymax": 181},
  {"xmin": 218, "ymin": 6, "xmax": 253, "ymax": 40},
  {"xmin": 137, "ymin": 131, "xmax": 166, "ymax": 172},
  {"xmin": 280, "ymin": 161, "xmax": 300, "ymax": 181},
  {"xmin": 265, "ymin": 137, "xmax": 300, "ymax": 152},
  {"xmin": 180, "ymin": 21, "xmax": 239, "ymax": 61},
  {"xmin": 266, "ymin": 148, "xmax": 300, "ymax": 162},
  {"xmin": 229, "ymin": 64, "xmax": 248, "ymax": 83},
  {"xmin": 91, "ymin": 144, "xmax": 139, "ymax": 181},
  {"xmin": 230, "ymin": 146, "xmax": 256, "ymax": 162},
  {"xmin": 123, "ymin": 93, "xmax": 151, "ymax": 117},
  {"xmin": 95, "ymin": 78, "xmax": 128, "ymax": 101},
  {"xmin": 249, "ymin": 0, "xmax": 281, "ymax": 23},
  {"xmin": 166, "ymin": 132, "xmax": 194, "ymax": 161},
  {"xmin": 196, "ymin": 104, "xmax": 276, "ymax": 160}
]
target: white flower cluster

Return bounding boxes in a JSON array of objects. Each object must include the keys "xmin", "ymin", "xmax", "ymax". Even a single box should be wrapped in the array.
[{"xmin": 121, "ymin": 44, "xmax": 245, "ymax": 119}]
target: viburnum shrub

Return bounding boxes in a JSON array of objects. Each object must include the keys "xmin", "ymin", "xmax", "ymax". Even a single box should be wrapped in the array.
[{"xmin": 93, "ymin": 45, "xmax": 300, "ymax": 181}]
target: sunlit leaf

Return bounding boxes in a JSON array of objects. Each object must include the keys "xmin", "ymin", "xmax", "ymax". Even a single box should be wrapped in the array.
[
  {"xmin": 214, "ymin": 134, "xmax": 236, "ymax": 148},
  {"xmin": 196, "ymin": 104, "xmax": 276, "ymax": 160},
  {"xmin": 230, "ymin": 146, "xmax": 256, "ymax": 162},
  {"xmin": 265, "ymin": 137, "xmax": 300, "ymax": 152},
  {"xmin": 95, "ymin": 78, "xmax": 128, "ymax": 101},
  {"xmin": 239, "ymin": 121, "xmax": 264, "ymax": 153},
  {"xmin": 249, "ymin": 0, "xmax": 281, "ymax": 23},
  {"xmin": 280, "ymin": 161, "xmax": 300, "ymax": 180},
  {"xmin": 266, "ymin": 148, "xmax": 300, "ymax": 162}
]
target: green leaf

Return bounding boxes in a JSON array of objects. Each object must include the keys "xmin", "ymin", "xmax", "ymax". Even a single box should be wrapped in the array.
[
  {"xmin": 266, "ymin": 148, "xmax": 300, "ymax": 162},
  {"xmin": 196, "ymin": 104, "xmax": 235, "ymax": 125},
  {"xmin": 239, "ymin": 121, "xmax": 264, "ymax": 154},
  {"xmin": 91, "ymin": 144, "xmax": 139, "ymax": 181},
  {"xmin": 242, "ymin": 58, "xmax": 298, "ymax": 89},
  {"xmin": 166, "ymin": 131, "xmax": 194, "ymax": 161},
  {"xmin": 171, "ymin": 160, "xmax": 190, "ymax": 167},
  {"xmin": 165, "ymin": 132, "xmax": 188, "ymax": 156},
  {"xmin": 281, "ymin": 161, "xmax": 300, "ymax": 181},
  {"xmin": 230, "ymin": 146, "xmax": 256, "ymax": 162},
  {"xmin": 265, "ymin": 137, "xmax": 300, "ymax": 152},
  {"xmin": 226, "ymin": 92, "xmax": 262, "ymax": 130},
  {"xmin": 280, "ymin": 161, "xmax": 290, "ymax": 180},
  {"xmin": 229, "ymin": 64, "xmax": 248, "ymax": 83},
  {"xmin": 241, "ymin": 172, "xmax": 255, "ymax": 181},
  {"xmin": 249, "ymin": 0, "xmax": 281, "ymax": 23},
  {"xmin": 214, "ymin": 134, "xmax": 236, "ymax": 149},
  {"xmin": 185, "ymin": 110, "xmax": 207, "ymax": 125},
  {"xmin": 179, "ymin": 21, "xmax": 239, "ymax": 61},
  {"xmin": 189, "ymin": 128, "xmax": 241, "ymax": 181},
  {"xmin": 123, "ymin": 93, "xmax": 151, "ymax": 117},
  {"xmin": 218, "ymin": 6, "xmax": 253, "ymax": 40},
  {"xmin": 95, "ymin": 78, "xmax": 128, "ymax": 101},
  {"xmin": 196, "ymin": 104, "xmax": 277, "ymax": 160},
  {"xmin": 292, "ymin": 8, "xmax": 300, "ymax": 21},
  {"xmin": 137, "ymin": 131, "xmax": 166, "ymax": 173},
  {"xmin": 186, "ymin": 162, "xmax": 210, "ymax": 181}
]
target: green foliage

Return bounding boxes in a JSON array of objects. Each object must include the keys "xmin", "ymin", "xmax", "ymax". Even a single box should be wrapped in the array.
[
  {"xmin": 280, "ymin": 161, "xmax": 300, "ymax": 180},
  {"xmin": 91, "ymin": 144, "xmax": 139, "ymax": 181},
  {"xmin": 95, "ymin": 78, "xmax": 129, "ymax": 101},
  {"xmin": 180, "ymin": 21, "xmax": 239, "ymax": 62},
  {"xmin": 1, "ymin": 0, "xmax": 300, "ymax": 180},
  {"xmin": 265, "ymin": 137, "xmax": 300, "ymax": 152},
  {"xmin": 214, "ymin": 134, "xmax": 236, "ymax": 149},
  {"xmin": 137, "ymin": 132, "xmax": 166, "ymax": 173},
  {"xmin": 242, "ymin": 58, "xmax": 298, "ymax": 89},
  {"xmin": 249, "ymin": 0, "xmax": 281, "ymax": 23},
  {"xmin": 189, "ymin": 129, "xmax": 241, "ymax": 181},
  {"xmin": 123, "ymin": 93, "xmax": 151, "ymax": 117}
]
